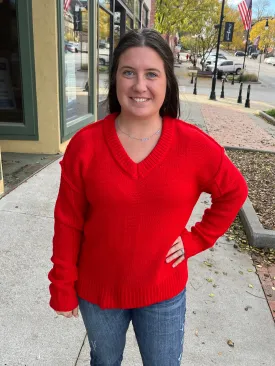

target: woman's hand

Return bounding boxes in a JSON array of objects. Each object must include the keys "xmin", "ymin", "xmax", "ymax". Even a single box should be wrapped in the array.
[
  {"xmin": 166, "ymin": 236, "xmax": 185, "ymax": 268},
  {"xmin": 56, "ymin": 307, "xmax": 79, "ymax": 318}
]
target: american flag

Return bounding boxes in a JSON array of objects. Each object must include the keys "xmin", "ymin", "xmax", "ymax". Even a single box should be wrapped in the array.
[
  {"xmin": 64, "ymin": 0, "xmax": 72, "ymax": 12},
  {"xmin": 238, "ymin": 0, "xmax": 252, "ymax": 30}
]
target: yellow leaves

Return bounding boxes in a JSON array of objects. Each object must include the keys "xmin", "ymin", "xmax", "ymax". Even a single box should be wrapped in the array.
[
  {"xmin": 250, "ymin": 19, "xmax": 275, "ymax": 50},
  {"xmin": 248, "ymin": 284, "xmax": 254, "ymax": 289},
  {"xmin": 209, "ymin": 293, "xmax": 215, "ymax": 298}
]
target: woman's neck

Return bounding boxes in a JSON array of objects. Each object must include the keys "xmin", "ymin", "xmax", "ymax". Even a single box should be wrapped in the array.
[{"xmin": 117, "ymin": 113, "xmax": 163, "ymax": 138}]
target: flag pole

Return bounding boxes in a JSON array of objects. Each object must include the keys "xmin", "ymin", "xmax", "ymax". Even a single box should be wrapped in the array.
[{"xmin": 243, "ymin": 29, "xmax": 250, "ymax": 70}]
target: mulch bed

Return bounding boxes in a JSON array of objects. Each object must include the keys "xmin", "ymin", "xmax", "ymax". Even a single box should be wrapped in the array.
[{"xmin": 225, "ymin": 149, "xmax": 275, "ymax": 265}]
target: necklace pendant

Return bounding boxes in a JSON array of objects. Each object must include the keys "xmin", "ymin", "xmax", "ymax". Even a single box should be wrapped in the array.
[{"xmin": 142, "ymin": 137, "xmax": 149, "ymax": 142}]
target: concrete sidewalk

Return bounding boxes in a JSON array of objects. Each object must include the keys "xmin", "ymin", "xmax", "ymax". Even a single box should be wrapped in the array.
[{"xmin": 1, "ymin": 157, "xmax": 275, "ymax": 365}]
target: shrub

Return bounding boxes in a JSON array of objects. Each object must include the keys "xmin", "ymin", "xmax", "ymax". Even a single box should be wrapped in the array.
[
  {"xmin": 265, "ymin": 109, "xmax": 275, "ymax": 118},
  {"xmin": 240, "ymin": 73, "xmax": 258, "ymax": 82}
]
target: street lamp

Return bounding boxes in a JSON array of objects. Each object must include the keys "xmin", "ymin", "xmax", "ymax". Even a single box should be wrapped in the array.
[
  {"xmin": 209, "ymin": 0, "xmax": 226, "ymax": 101},
  {"xmin": 265, "ymin": 19, "xmax": 269, "ymax": 30}
]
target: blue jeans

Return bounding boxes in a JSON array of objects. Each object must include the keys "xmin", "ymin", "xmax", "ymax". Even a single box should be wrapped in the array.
[{"xmin": 78, "ymin": 288, "xmax": 186, "ymax": 366}]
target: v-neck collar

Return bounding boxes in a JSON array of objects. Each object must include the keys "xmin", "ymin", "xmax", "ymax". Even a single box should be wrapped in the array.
[{"xmin": 103, "ymin": 113, "xmax": 174, "ymax": 179}]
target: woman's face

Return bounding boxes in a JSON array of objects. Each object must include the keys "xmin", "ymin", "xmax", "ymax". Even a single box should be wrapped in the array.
[{"xmin": 116, "ymin": 46, "xmax": 167, "ymax": 120}]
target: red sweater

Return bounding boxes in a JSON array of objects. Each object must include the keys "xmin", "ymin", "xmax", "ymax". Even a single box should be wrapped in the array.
[{"xmin": 48, "ymin": 113, "xmax": 248, "ymax": 311}]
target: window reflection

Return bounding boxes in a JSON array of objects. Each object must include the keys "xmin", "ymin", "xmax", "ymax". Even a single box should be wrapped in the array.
[
  {"xmin": 63, "ymin": 1, "xmax": 89, "ymax": 123},
  {"xmin": 98, "ymin": 7, "xmax": 111, "ymax": 102},
  {"xmin": 99, "ymin": 0, "xmax": 111, "ymax": 10}
]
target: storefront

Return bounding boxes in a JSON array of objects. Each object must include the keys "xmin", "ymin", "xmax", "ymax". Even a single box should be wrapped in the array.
[{"xmin": 0, "ymin": 0, "xmax": 150, "ymax": 195}]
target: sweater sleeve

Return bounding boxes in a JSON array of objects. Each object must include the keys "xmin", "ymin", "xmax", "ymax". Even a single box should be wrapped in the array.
[
  {"xmin": 48, "ymin": 138, "xmax": 89, "ymax": 312},
  {"xmin": 181, "ymin": 149, "xmax": 248, "ymax": 259}
]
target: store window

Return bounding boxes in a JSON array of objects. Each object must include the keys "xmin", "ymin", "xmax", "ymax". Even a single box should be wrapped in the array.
[
  {"xmin": 99, "ymin": 0, "xmax": 111, "ymax": 10},
  {"xmin": 0, "ymin": 0, "xmax": 23, "ymax": 123},
  {"xmin": 134, "ymin": 0, "xmax": 141, "ymax": 29},
  {"xmin": 0, "ymin": 0, "xmax": 37, "ymax": 139},
  {"xmin": 121, "ymin": 0, "xmax": 134, "ymax": 13},
  {"xmin": 126, "ymin": 14, "xmax": 133, "ymax": 31},
  {"xmin": 98, "ymin": 7, "xmax": 111, "ymax": 102},
  {"xmin": 63, "ymin": 0, "xmax": 89, "ymax": 123},
  {"xmin": 142, "ymin": 5, "xmax": 148, "ymax": 27}
]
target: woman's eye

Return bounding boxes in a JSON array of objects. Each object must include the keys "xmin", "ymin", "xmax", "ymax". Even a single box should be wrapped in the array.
[
  {"xmin": 123, "ymin": 70, "xmax": 134, "ymax": 77},
  {"xmin": 147, "ymin": 72, "xmax": 157, "ymax": 78}
]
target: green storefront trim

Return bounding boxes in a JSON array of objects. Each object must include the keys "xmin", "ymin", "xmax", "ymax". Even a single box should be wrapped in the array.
[
  {"xmin": 57, "ymin": 0, "xmax": 96, "ymax": 143},
  {"xmin": 0, "ymin": 0, "xmax": 38, "ymax": 140}
]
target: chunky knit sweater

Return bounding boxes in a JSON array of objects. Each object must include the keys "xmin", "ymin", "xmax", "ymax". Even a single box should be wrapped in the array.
[{"xmin": 48, "ymin": 113, "xmax": 248, "ymax": 311}]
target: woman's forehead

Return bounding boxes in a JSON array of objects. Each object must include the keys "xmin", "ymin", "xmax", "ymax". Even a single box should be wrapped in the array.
[{"xmin": 118, "ymin": 47, "xmax": 165, "ymax": 68}]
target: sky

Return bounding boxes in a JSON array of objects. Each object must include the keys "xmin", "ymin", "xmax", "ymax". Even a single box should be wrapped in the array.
[{"xmin": 227, "ymin": 0, "xmax": 275, "ymax": 17}]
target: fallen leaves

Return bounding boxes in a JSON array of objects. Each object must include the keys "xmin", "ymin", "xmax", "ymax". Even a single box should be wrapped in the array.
[
  {"xmin": 245, "ymin": 305, "xmax": 252, "ymax": 311},
  {"xmin": 248, "ymin": 284, "xmax": 254, "ymax": 289},
  {"xmin": 227, "ymin": 339, "xmax": 234, "ymax": 347},
  {"xmin": 204, "ymin": 261, "xmax": 213, "ymax": 267},
  {"xmin": 227, "ymin": 150, "xmax": 275, "ymax": 233},
  {"xmin": 206, "ymin": 278, "xmax": 213, "ymax": 283},
  {"xmin": 209, "ymin": 293, "xmax": 215, "ymax": 298}
]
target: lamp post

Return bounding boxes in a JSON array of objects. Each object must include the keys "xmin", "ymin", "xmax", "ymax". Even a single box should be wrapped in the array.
[{"xmin": 209, "ymin": 0, "xmax": 226, "ymax": 101}]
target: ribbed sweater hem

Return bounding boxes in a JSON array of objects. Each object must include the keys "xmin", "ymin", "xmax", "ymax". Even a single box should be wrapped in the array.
[{"xmin": 76, "ymin": 265, "xmax": 188, "ymax": 309}]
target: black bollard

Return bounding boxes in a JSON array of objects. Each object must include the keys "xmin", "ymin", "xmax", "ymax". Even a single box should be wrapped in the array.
[
  {"xmin": 237, "ymin": 82, "xmax": 243, "ymax": 104},
  {"xmin": 191, "ymin": 73, "xmax": 194, "ymax": 84},
  {"xmin": 245, "ymin": 84, "xmax": 251, "ymax": 108},
  {"xmin": 231, "ymin": 74, "xmax": 235, "ymax": 85},
  {"xmin": 193, "ymin": 76, "xmax": 197, "ymax": 95},
  {"xmin": 220, "ymin": 79, "xmax": 225, "ymax": 98}
]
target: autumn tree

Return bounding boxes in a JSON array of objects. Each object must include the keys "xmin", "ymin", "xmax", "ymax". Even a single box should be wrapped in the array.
[
  {"xmin": 250, "ymin": 18, "xmax": 275, "ymax": 51},
  {"xmin": 155, "ymin": 0, "xmax": 220, "ymax": 36}
]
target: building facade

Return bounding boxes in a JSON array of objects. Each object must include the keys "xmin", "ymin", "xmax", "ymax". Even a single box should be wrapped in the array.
[{"xmin": 0, "ymin": 0, "xmax": 151, "ymax": 194}]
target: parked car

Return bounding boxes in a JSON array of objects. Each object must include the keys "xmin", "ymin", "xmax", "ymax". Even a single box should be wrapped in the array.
[
  {"xmin": 200, "ymin": 54, "xmax": 227, "ymax": 66},
  {"xmin": 235, "ymin": 51, "xmax": 246, "ymax": 56},
  {"xmin": 206, "ymin": 60, "xmax": 243, "ymax": 75},
  {"xmin": 249, "ymin": 52, "xmax": 260, "ymax": 59},
  {"xmin": 65, "ymin": 42, "xmax": 76, "ymax": 53},
  {"xmin": 98, "ymin": 49, "xmax": 110, "ymax": 65},
  {"xmin": 264, "ymin": 57, "xmax": 275, "ymax": 65}
]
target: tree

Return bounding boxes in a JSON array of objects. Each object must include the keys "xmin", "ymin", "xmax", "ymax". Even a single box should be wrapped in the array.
[
  {"xmin": 253, "ymin": 0, "xmax": 271, "ymax": 21},
  {"xmin": 155, "ymin": 0, "xmax": 220, "ymax": 36},
  {"xmin": 250, "ymin": 19, "xmax": 275, "ymax": 51}
]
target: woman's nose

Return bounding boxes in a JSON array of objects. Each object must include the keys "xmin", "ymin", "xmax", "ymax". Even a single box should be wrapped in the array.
[{"xmin": 132, "ymin": 75, "xmax": 147, "ymax": 93}]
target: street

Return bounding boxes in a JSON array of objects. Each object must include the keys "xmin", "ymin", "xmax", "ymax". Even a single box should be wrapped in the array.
[{"xmin": 177, "ymin": 52, "xmax": 275, "ymax": 108}]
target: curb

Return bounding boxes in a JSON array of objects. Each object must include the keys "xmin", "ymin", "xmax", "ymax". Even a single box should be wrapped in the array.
[
  {"xmin": 239, "ymin": 198, "xmax": 275, "ymax": 249},
  {"xmin": 259, "ymin": 111, "xmax": 275, "ymax": 126},
  {"xmin": 225, "ymin": 146, "xmax": 275, "ymax": 155}
]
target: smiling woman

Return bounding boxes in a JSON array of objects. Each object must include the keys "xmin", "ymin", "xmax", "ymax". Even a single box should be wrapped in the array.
[{"xmin": 49, "ymin": 28, "xmax": 248, "ymax": 366}]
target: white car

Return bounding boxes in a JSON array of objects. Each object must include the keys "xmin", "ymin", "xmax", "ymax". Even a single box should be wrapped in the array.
[
  {"xmin": 207, "ymin": 60, "xmax": 243, "ymax": 75},
  {"xmin": 264, "ymin": 57, "xmax": 275, "ymax": 65},
  {"xmin": 98, "ymin": 49, "xmax": 110, "ymax": 66}
]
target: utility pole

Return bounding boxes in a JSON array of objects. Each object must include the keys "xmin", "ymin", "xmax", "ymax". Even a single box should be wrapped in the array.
[{"xmin": 209, "ymin": 0, "xmax": 226, "ymax": 101}]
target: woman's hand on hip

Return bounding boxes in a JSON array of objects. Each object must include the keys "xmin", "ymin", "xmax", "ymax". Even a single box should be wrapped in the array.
[
  {"xmin": 56, "ymin": 307, "xmax": 79, "ymax": 318},
  {"xmin": 166, "ymin": 236, "xmax": 185, "ymax": 268}
]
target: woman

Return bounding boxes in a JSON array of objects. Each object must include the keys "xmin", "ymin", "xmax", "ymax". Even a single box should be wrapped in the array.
[{"xmin": 48, "ymin": 29, "xmax": 248, "ymax": 365}]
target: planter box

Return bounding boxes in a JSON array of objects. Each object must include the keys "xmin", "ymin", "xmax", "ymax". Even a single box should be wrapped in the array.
[{"xmin": 239, "ymin": 198, "xmax": 275, "ymax": 249}]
